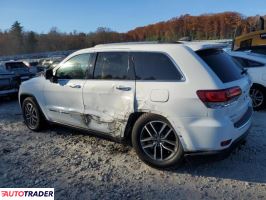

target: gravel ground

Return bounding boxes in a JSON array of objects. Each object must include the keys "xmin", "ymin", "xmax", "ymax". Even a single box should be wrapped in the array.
[{"xmin": 0, "ymin": 98, "xmax": 266, "ymax": 200}]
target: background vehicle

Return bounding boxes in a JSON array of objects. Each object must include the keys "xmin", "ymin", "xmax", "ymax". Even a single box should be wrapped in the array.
[
  {"xmin": 19, "ymin": 42, "xmax": 252, "ymax": 168},
  {"xmin": 23, "ymin": 60, "xmax": 46, "ymax": 75},
  {"xmin": 0, "ymin": 67, "xmax": 20, "ymax": 97},
  {"xmin": 1, "ymin": 61, "xmax": 35, "ymax": 82},
  {"xmin": 232, "ymin": 16, "xmax": 266, "ymax": 52},
  {"xmin": 227, "ymin": 50, "xmax": 266, "ymax": 110}
]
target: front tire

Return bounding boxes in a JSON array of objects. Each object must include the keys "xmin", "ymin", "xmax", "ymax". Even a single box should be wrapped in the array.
[
  {"xmin": 22, "ymin": 97, "xmax": 45, "ymax": 131},
  {"xmin": 132, "ymin": 113, "xmax": 183, "ymax": 169},
  {"xmin": 250, "ymin": 86, "xmax": 265, "ymax": 111}
]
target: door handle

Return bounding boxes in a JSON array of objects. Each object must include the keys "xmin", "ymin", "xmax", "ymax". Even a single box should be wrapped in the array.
[
  {"xmin": 68, "ymin": 84, "xmax": 81, "ymax": 89},
  {"xmin": 116, "ymin": 85, "xmax": 131, "ymax": 91}
]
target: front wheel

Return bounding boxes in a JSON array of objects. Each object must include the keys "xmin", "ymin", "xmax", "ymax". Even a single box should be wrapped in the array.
[
  {"xmin": 132, "ymin": 113, "xmax": 183, "ymax": 169},
  {"xmin": 22, "ymin": 97, "xmax": 45, "ymax": 131},
  {"xmin": 250, "ymin": 86, "xmax": 265, "ymax": 111}
]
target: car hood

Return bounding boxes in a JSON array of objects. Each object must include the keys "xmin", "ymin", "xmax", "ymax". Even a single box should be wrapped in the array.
[{"xmin": 20, "ymin": 76, "xmax": 43, "ymax": 86}]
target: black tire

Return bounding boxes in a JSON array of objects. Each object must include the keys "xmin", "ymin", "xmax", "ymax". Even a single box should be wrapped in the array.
[
  {"xmin": 132, "ymin": 113, "xmax": 183, "ymax": 169},
  {"xmin": 250, "ymin": 86, "xmax": 266, "ymax": 111},
  {"xmin": 22, "ymin": 97, "xmax": 45, "ymax": 131}
]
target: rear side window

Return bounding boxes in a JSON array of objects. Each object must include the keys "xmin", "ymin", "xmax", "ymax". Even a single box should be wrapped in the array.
[
  {"xmin": 94, "ymin": 52, "xmax": 134, "ymax": 80},
  {"xmin": 131, "ymin": 52, "xmax": 182, "ymax": 81},
  {"xmin": 233, "ymin": 56, "xmax": 264, "ymax": 68},
  {"xmin": 197, "ymin": 49, "xmax": 243, "ymax": 83}
]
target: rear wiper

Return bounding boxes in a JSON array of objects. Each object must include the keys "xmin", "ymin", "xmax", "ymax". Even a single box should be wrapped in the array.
[{"xmin": 241, "ymin": 68, "xmax": 248, "ymax": 75}]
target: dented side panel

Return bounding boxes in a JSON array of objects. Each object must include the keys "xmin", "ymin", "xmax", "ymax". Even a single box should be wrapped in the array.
[{"xmin": 82, "ymin": 80, "xmax": 135, "ymax": 138}]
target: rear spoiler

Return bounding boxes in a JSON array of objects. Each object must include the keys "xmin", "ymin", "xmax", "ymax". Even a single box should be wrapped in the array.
[{"xmin": 180, "ymin": 41, "xmax": 229, "ymax": 51}]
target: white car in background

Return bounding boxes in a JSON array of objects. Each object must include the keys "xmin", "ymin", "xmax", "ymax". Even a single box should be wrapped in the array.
[
  {"xmin": 227, "ymin": 50, "xmax": 266, "ymax": 110},
  {"xmin": 19, "ymin": 42, "xmax": 252, "ymax": 168}
]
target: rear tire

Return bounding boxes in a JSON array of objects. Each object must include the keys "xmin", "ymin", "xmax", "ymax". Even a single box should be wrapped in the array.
[
  {"xmin": 132, "ymin": 113, "xmax": 183, "ymax": 169},
  {"xmin": 22, "ymin": 97, "xmax": 45, "ymax": 131},
  {"xmin": 250, "ymin": 86, "xmax": 265, "ymax": 111}
]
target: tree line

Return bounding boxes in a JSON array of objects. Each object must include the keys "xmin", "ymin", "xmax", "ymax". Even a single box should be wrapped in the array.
[{"xmin": 0, "ymin": 12, "xmax": 264, "ymax": 56}]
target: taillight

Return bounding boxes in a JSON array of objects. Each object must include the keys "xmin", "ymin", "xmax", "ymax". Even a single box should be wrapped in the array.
[{"xmin": 197, "ymin": 87, "xmax": 242, "ymax": 108}]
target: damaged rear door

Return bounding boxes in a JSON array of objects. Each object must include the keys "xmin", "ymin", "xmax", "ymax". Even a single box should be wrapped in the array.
[{"xmin": 82, "ymin": 51, "xmax": 135, "ymax": 137}]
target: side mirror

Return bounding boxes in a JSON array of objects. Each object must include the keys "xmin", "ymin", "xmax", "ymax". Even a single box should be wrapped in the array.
[{"xmin": 44, "ymin": 68, "xmax": 57, "ymax": 83}]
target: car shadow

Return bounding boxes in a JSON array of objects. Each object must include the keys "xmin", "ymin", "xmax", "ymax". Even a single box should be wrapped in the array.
[
  {"xmin": 44, "ymin": 123, "xmax": 266, "ymax": 184},
  {"xmin": 2, "ymin": 99, "xmax": 266, "ymax": 184},
  {"xmin": 172, "ymin": 139, "xmax": 266, "ymax": 184}
]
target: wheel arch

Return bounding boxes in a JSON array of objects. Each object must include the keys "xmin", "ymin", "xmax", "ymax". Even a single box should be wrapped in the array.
[
  {"xmin": 251, "ymin": 83, "xmax": 266, "ymax": 91},
  {"xmin": 123, "ymin": 112, "xmax": 145, "ymax": 145},
  {"xmin": 19, "ymin": 93, "xmax": 48, "ymax": 120},
  {"xmin": 123, "ymin": 111, "xmax": 184, "ymax": 147}
]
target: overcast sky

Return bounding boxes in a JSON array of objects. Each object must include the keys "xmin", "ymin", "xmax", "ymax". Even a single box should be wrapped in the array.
[{"xmin": 0, "ymin": 0, "xmax": 265, "ymax": 33}]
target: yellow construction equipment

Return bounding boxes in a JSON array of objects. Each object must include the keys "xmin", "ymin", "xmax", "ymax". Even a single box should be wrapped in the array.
[{"xmin": 232, "ymin": 17, "xmax": 266, "ymax": 52}]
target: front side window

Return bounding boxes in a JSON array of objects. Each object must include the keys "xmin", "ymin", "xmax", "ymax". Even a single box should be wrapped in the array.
[
  {"xmin": 56, "ymin": 53, "xmax": 93, "ymax": 79},
  {"xmin": 94, "ymin": 52, "xmax": 134, "ymax": 80},
  {"xmin": 131, "ymin": 52, "xmax": 182, "ymax": 81}
]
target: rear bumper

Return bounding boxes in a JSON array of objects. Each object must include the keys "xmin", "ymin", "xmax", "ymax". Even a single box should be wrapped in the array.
[
  {"xmin": 184, "ymin": 128, "xmax": 249, "ymax": 159},
  {"xmin": 170, "ymin": 102, "xmax": 252, "ymax": 152},
  {"xmin": 0, "ymin": 88, "xmax": 18, "ymax": 96}
]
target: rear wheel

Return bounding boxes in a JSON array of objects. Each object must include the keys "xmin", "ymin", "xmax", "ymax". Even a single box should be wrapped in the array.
[
  {"xmin": 132, "ymin": 113, "xmax": 183, "ymax": 169},
  {"xmin": 250, "ymin": 86, "xmax": 265, "ymax": 110},
  {"xmin": 22, "ymin": 97, "xmax": 45, "ymax": 131}
]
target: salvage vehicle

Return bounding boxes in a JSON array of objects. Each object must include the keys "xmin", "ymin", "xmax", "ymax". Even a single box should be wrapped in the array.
[
  {"xmin": 1, "ymin": 61, "xmax": 35, "ymax": 82},
  {"xmin": 19, "ymin": 42, "xmax": 252, "ymax": 168},
  {"xmin": 0, "ymin": 67, "xmax": 20, "ymax": 97},
  {"xmin": 227, "ymin": 50, "xmax": 266, "ymax": 110}
]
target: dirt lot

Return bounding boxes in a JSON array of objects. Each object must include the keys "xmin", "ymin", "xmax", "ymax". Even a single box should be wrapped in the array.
[{"xmin": 0, "ymin": 99, "xmax": 266, "ymax": 200}]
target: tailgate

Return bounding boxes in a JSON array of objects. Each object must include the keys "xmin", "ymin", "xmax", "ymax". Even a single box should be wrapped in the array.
[{"xmin": 223, "ymin": 76, "xmax": 252, "ymax": 124}]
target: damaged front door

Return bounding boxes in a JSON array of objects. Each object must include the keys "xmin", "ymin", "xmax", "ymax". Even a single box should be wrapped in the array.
[
  {"xmin": 82, "ymin": 52, "xmax": 135, "ymax": 137},
  {"xmin": 43, "ymin": 53, "xmax": 94, "ymax": 127}
]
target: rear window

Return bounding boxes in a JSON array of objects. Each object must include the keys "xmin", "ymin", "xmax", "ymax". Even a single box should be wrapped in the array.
[
  {"xmin": 5, "ymin": 62, "xmax": 28, "ymax": 69},
  {"xmin": 197, "ymin": 49, "xmax": 243, "ymax": 83}
]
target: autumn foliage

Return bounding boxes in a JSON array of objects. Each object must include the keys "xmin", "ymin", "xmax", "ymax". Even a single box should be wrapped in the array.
[
  {"xmin": 128, "ymin": 12, "xmax": 265, "ymax": 41},
  {"xmin": 0, "ymin": 12, "xmax": 264, "ymax": 56}
]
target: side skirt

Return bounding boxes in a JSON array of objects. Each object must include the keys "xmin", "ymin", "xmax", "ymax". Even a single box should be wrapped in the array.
[{"xmin": 46, "ymin": 120, "xmax": 125, "ymax": 144}]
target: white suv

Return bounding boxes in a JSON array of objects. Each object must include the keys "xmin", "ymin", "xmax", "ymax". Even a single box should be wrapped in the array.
[
  {"xmin": 19, "ymin": 43, "xmax": 252, "ymax": 168},
  {"xmin": 227, "ymin": 50, "xmax": 266, "ymax": 110}
]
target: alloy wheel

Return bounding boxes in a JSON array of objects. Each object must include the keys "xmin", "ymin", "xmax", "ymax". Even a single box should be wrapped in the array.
[
  {"xmin": 140, "ymin": 121, "xmax": 178, "ymax": 161},
  {"xmin": 250, "ymin": 88, "xmax": 264, "ymax": 108},
  {"xmin": 24, "ymin": 102, "xmax": 38, "ymax": 129}
]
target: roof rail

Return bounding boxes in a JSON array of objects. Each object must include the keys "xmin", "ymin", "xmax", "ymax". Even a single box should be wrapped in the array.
[{"xmin": 94, "ymin": 41, "xmax": 181, "ymax": 47}]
